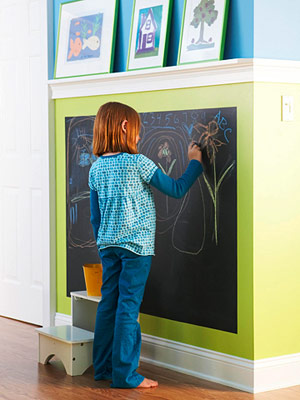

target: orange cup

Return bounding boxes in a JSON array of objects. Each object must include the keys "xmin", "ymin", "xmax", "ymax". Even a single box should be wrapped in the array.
[{"xmin": 82, "ymin": 264, "xmax": 102, "ymax": 296}]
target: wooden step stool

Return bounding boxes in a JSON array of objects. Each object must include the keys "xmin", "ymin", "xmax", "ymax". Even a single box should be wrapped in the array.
[{"xmin": 36, "ymin": 325, "xmax": 94, "ymax": 376}]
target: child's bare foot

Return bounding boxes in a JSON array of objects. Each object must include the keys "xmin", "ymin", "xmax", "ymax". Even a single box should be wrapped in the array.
[{"xmin": 137, "ymin": 378, "xmax": 158, "ymax": 388}]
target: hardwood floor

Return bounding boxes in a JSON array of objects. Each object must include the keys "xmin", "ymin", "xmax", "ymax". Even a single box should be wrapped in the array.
[{"xmin": 0, "ymin": 316, "xmax": 299, "ymax": 400}]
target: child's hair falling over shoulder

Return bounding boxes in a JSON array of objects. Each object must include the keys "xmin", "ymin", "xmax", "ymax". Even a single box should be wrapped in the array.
[{"xmin": 93, "ymin": 102, "xmax": 141, "ymax": 157}]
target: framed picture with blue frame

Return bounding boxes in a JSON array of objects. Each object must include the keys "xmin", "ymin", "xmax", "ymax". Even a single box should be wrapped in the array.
[
  {"xmin": 127, "ymin": 0, "xmax": 173, "ymax": 71},
  {"xmin": 177, "ymin": 0, "xmax": 229, "ymax": 65},
  {"xmin": 55, "ymin": 0, "xmax": 119, "ymax": 79}
]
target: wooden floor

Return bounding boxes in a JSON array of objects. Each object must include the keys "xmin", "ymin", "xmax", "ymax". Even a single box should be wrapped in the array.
[{"xmin": 1, "ymin": 316, "xmax": 299, "ymax": 400}]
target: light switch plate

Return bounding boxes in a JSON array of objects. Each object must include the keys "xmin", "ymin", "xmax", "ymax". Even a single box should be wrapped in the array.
[{"xmin": 281, "ymin": 96, "xmax": 294, "ymax": 121}]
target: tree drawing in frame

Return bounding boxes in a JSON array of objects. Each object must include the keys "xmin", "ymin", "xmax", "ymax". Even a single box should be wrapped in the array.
[{"xmin": 188, "ymin": 0, "xmax": 218, "ymax": 51}]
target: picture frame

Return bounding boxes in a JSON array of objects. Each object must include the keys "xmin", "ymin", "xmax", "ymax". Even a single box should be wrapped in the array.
[
  {"xmin": 54, "ymin": 0, "xmax": 119, "ymax": 79},
  {"xmin": 177, "ymin": 0, "xmax": 229, "ymax": 65},
  {"xmin": 127, "ymin": 0, "xmax": 173, "ymax": 71}
]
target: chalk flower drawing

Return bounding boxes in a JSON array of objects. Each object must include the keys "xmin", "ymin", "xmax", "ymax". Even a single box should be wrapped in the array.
[
  {"xmin": 158, "ymin": 141, "xmax": 177, "ymax": 215},
  {"xmin": 158, "ymin": 142, "xmax": 176, "ymax": 175},
  {"xmin": 158, "ymin": 141, "xmax": 171, "ymax": 163},
  {"xmin": 197, "ymin": 120, "xmax": 224, "ymax": 163},
  {"xmin": 194, "ymin": 120, "xmax": 234, "ymax": 245}
]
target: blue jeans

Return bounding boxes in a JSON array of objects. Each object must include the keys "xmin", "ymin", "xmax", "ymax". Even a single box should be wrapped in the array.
[{"xmin": 93, "ymin": 246, "xmax": 152, "ymax": 388}]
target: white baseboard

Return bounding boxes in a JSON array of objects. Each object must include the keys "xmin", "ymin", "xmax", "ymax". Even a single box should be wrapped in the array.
[
  {"xmin": 55, "ymin": 312, "xmax": 72, "ymax": 326},
  {"xmin": 141, "ymin": 333, "xmax": 300, "ymax": 394},
  {"xmin": 254, "ymin": 353, "xmax": 300, "ymax": 393},
  {"xmin": 140, "ymin": 333, "xmax": 254, "ymax": 393},
  {"xmin": 55, "ymin": 313, "xmax": 300, "ymax": 393}
]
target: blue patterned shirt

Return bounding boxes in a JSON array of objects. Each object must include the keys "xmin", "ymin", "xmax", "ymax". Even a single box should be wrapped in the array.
[{"xmin": 88, "ymin": 153, "xmax": 158, "ymax": 256}]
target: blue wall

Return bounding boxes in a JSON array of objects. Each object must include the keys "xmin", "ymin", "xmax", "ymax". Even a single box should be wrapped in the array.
[
  {"xmin": 114, "ymin": 0, "xmax": 134, "ymax": 72},
  {"xmin": 166, "ymin": 0, "xmax": 185, "ymax": 66},
  {"xmin": 52, "ymin": 0, "xmax": 257, "ymax": 79},
  {"xmin": 224, "ymin": 0, "xmax": 254, "ymax": 59},
  {"xmin": 254, "ymin": 0, "xmax": 300, "ymax": 61}
]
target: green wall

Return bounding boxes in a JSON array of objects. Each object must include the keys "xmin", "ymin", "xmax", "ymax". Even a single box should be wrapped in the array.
[
  {"xmin": 55, "ymin": 83, "xmax": 254, "ymax": 359},
  {"xmin": 253, "ymin": 82, "xmax": 300, "ymax": 359}
]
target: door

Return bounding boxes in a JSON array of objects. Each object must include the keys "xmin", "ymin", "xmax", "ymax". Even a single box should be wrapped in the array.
[{"xmin": 0, "ymin": 0, "xmax": 49, "ymax": 325}]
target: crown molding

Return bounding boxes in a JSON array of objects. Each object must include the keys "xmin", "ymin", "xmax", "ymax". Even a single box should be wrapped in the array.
[{"xmin": 48, "ymin": 58, "xmax": 300, "ymax": 100}]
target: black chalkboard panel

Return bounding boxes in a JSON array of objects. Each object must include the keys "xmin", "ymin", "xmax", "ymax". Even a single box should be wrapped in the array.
[
  {"xmin": 65, "ymin": 107, "xmax": 237, "ymax": 333},
  {"xmin": 138, "ymin": 108, "xmax": 237, "ymax": 333},
  {"xmin": 65, "ymin": 116, "xmax": 100, "ymax": 296}
]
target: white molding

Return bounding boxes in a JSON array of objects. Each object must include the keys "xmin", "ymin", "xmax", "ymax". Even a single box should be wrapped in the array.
[
  {"xmin": 55, "ymin": 312, "xmax": 72, "ymax": 326},
  {"xmin": 140, "ymin": 333, "xmax": 254, "ymax": 393},
  {"xmin": 44, "ymin": 0, "xmax": 57, "ymax": 328},
  {"xmin": 48, "ymin": 58, "xmax": 300, "ymax": 99},
  {"xmin": 140, "ymin": 333, "xmax": 300, "ymax": 394},
  {"xmin": 254, "ymin": 353, "xmax": 300, "ymax": 393},
  {"xmin": 54, "ymin": 312, "xmax": 300, "ymax": 393},
  {"xmin": 42, "ymin": 0, "xmax": 56, "ymax": 328},
  {"xmin": 252, "ymin": 58, "xmax": 300, "ymax": 84}
]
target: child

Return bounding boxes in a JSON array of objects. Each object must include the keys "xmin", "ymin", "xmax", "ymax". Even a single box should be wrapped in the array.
[{"xmin": 89, "ymin": 102, "xmax": 203, "ymax": 389}]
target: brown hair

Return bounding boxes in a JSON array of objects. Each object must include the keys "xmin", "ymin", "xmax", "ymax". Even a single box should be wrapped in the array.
[{"xmin": 93, "ymin": 102, "xmax": 140, "ymax": 157}]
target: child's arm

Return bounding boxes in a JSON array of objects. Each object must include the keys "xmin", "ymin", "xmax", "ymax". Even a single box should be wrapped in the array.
[
  {"xmin": 150, "ymin": 142, "xmax": 203, "ymax": 198},
  {"xmin": 90, "ymin": 189, "xmax": 100, "ymax": 241},
  {"xmin": 150, "ymin": 159, "xmax": 203, "ymax": 199}
]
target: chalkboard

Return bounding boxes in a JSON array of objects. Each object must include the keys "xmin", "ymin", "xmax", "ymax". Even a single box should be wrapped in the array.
[
  {"xmin": 138, "ymin": 108, "xmax": 237, "ymax": 333},
  {"xmin": 65, "ymin": 107, "xmax": 237, "ymax": 333},
  {"xmin": 65, "ymin": 116, "xmax": 100, "ymax": 296}
]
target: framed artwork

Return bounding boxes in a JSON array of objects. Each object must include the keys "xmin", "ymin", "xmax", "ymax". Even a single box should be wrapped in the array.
[
  {"xmin": 177, "ymin": 0, "xmax": 229, "ymax": 65},
  {"xmin": 127, "ymin": 0, "xmax": 173, "ymax": 71},
  {"xmin": 54, "ymin": 0, "xmax": 119, "ymax": 79}
]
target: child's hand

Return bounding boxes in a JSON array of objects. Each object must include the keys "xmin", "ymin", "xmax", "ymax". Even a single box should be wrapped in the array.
[{"xmin": 188, "ymin": 142, "xmax": 202, "ymax": 163}]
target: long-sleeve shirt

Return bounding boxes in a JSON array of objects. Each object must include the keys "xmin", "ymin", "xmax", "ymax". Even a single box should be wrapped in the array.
[{"xmin": 89, "ymin": 152, "xmax": 203, "ymax": 256}]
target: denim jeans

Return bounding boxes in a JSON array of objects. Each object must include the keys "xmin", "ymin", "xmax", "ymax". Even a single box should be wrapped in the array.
[{"xmin": 93, "ymin": 246, "xmax": 152, "ymax": 388}]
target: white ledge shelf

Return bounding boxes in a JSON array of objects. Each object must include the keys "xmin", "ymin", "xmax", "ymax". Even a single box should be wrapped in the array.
[{"xmin": 49, "ymin": 58, "xmax": 300, "ymax": 99}]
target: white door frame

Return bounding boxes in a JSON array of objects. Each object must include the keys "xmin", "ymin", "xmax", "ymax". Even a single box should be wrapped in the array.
[{"xmin": 42, "ymin": 0, "xmax": 56, "ymax": 327}]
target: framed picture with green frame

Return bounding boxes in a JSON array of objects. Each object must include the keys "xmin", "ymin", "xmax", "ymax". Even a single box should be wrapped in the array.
[
  {"xmin": 127, "ymin": 0, "xmax": 173, "ymax": 71},
  {"xmin": 177, "ymin": 0, "xmax": 230, "ymax": 65},
  {"xmin": 54, "ymin": 0, "xmax": 119, "ymax": 79}
]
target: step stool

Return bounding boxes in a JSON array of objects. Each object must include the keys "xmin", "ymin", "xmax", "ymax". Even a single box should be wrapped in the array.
[{"xmin": 36, "ymin": 325, "xmax": 94, "ymax": 376}]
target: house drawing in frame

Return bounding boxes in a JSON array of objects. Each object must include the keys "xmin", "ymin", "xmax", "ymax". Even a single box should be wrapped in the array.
[
  {"xmin": 136, "ymin": 8, "xmax": 157, "ymax": 55},
  {"xmin": 127, "ymin": 0, "xmax": 171, "ymax": 71}
]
